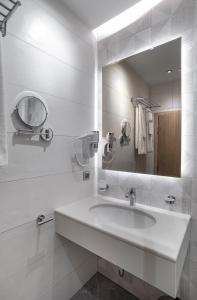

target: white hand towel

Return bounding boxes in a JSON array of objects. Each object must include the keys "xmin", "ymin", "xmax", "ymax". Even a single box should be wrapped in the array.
[
  {"xmin": 146, "ymin": 111, "xmax": 154, "ymax": 153},
  {"xmin": 135, "ymin": 105, "xmax": 139, "ymax": 150},
  {"xmin": 147, "ymin": 111, "xmax": 153, "ymax": 121},
  {"xmin": 0, "ymin": 37, "xmax": 8, "ymax": 166},
  {"xmin": 148, "ymin": 121, "xmax": 153, "ymax": 135},
  {"xmin": 137, "ymin": 104, "xmax": 147, "ymax": 155}
]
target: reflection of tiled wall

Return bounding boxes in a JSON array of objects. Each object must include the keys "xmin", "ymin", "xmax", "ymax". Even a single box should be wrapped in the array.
[
  {"xmin": 97, "ymin": 0, "xmax": 197, "ymax": 299},
  {"xmin": 151, "ymin": 79, "xmax": 181, "ymax": 112},
  {"xmin": 102, "ymin": 60, "xmax": 151, "ymax": 173},
  {"xmin": 0, "ymin": 0, "xmax": 97, "ymax": 299}
]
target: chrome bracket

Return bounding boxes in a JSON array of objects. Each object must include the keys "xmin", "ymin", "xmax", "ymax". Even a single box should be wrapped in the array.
[{"xmin": 16, "ymin": 128, "xmax": 54, "ymax": 142}]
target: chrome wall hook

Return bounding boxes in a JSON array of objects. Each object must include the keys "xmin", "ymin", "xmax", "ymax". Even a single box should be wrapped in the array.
[{"xmin": 36, "ymin": 214, "xmax": 54, "ymax": 226}]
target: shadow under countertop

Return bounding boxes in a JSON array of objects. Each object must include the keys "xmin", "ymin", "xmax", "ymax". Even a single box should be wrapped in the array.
[{"xmin": 71, "ymin": 273, "xmax": 140, "ymax": 300}]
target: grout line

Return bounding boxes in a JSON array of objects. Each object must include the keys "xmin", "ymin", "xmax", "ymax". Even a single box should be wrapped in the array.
[
  {"xmin": 5, "ymin": 80, "xmax": 95, "ymax": 110},
  {"xmin": 103, "ymin": 81, "xmax": 134, "ymax": 101},
  {"xmin": 6, "ymin": 31, "xmax": 95, "ymax": 79},
  {"xmin": 0, "ymin": 216, "xmax": 46, "ymax": 236},
  {"xmin": 0, "ymin": 219, "xmax": 96, "ymax": 298},
  {"xmin": 102, "ymin": 107, "xmax": 132, "ymax": 120},
  {"xmin": 49, "ymin": 252, "xmax": 97, "ymax": 296},
  {"xmin": 0, "ymin": 167, "xmax": 95, "ymax": 184}
]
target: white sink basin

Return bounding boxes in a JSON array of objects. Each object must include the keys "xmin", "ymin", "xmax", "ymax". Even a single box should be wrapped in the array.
[
  {"xmin": 55, "ymin": 196, "xmax": 191, "ymax": 297},
  {"xmin": 89, "ymin": 204, "xmax": 156, "ymax": 229}
]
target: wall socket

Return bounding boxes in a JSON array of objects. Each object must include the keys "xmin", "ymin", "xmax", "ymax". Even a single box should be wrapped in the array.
[{"xmin": 83, "ymin": 171, "xmax": 90, "ymax": 181}]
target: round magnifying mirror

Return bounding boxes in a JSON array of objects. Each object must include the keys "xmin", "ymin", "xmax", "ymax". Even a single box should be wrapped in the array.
[{"xmin": 16, "ymin": 93, "xmax": 47, "ymax": 128}]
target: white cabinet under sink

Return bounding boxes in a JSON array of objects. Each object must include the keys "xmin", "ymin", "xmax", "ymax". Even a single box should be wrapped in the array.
[{"xmin": 55, "ymin": 196, "xmax": 190, "ymax": 298}]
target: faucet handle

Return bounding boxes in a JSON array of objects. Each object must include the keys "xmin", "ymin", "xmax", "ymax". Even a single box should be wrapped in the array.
[
  {"xmin": 128, "ymin": 187, "xmax": 136, "ymax": 194},
  {"xmin": 125, "ymin": 187, "xmax": 136, "ymax": 198},
  {"xmin": 125, "ymin": 187, "xmax": 136, "ymax": 206}
]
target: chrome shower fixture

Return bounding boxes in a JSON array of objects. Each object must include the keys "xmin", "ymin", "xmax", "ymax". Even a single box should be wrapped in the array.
[{"xmin": 0, "ymin": 0, "xmax": 21, "ymax": 37}]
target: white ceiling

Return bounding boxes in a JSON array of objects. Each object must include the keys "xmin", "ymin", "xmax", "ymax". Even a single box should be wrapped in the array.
[
  {"xmin": 62, "ymin": 0, "xmax": 140, "ymax": 29},
  {"xmin": 126, "ymin": 38, "xmax": 181, "ymax": 86}
]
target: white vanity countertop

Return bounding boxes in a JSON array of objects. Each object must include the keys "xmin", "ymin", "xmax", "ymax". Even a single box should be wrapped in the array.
[{"xmin": 55, "ymin": 196, "xmax": 191, "ymax": 262}]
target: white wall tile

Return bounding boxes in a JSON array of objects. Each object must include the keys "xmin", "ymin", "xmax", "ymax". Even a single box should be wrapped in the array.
[
  {"xmin": 33, "ymin": 0, "xmax": 95, "ymax": 46},
  {"xmin": 7, "ymin": 0, "xmax": 95, "ymax": 75},
  {"xmin": 0, "ymin": 0, "xmax": 97, "ymax": 299},
  {"xmin": 3, "ymin": 35, "xmax": 94, "ymax": 109},
  {"xmin": 0, "ymin": 170, "xmax": 95, "ymax": 233},
  {"xmin": 38, "ymin": 255, "xmax": 97, "ymax": 300},
  {"xmin": 6, "ymin": 83, "xmax": 94, "ymax": 135},
  {"xmin": 0, "ymin": 221, "xmax": 97, "ymax": 300}
]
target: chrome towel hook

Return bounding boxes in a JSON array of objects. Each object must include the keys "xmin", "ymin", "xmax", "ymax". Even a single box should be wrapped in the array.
[{"xmin": 36, "ymin": 214, "xmax": 54, "ymax": 226}]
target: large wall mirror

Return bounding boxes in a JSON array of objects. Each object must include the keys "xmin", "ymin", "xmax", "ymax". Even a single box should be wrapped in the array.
[{"xmin": 102, "ymin": 38, "xmax": 181, "ymax": 178}]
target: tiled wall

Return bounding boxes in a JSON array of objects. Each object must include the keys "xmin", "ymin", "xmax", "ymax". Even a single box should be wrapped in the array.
[
  {"xmin": 151, "ymin": 79, "xmax": 181, "ymax": 112},
  {"xmin": 0, "ymin": 0, "xmax": 97, "ymax": 299},
  {"xmin": 102, "ymin": 60, "xmax": 150, "ymax": 173},
  {"xmin": 97, "ymin": 0, "xmax": 197, "ymax": 299}
]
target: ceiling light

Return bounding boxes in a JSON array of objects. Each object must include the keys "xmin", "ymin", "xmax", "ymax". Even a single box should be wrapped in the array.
[
  {"xmin": 167, "ymin": 70, "xmax": 173, "ymax": 74},
  {"xmin": 93, "ymin": 0, "xmax": 164, "ymax": 41}
]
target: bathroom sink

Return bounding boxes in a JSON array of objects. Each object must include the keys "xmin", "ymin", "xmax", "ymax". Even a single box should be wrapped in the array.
[
  {"xmin": 89, "ymin": 204, "xmax": 156, "ymax": 229},
  {"xmin": 55, "ymin": 195, "xmax": 191, "ymax": 297}
]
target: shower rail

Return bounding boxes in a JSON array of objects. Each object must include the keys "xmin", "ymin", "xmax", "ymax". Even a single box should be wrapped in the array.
[
  {"xmin": 131, "ymin": 97, "xmax": 161, "ymax": 109},
  {"xmin": 0, "ymin": 0, "xmax": 21, "ymax": 37}
]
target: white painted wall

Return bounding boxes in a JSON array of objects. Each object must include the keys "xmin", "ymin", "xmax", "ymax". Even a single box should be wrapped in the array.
[
  {"xmin": 0, "ymin": 0, "xmax": 97, "ymax": 299},
  {"xmin": 97, "ymin": 0, "xmax": 197, "ymax": 299}
]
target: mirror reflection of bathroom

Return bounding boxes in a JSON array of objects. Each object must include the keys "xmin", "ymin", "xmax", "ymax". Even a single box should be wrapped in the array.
[{"xmin": 102, "ymin": 38, "xmax": 181, "ymax": 178}]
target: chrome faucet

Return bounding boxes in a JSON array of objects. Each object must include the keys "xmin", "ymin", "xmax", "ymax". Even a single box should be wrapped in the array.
[{"xmin": 125, "ymin": 188, "xmax": 136, "ymax": 206}]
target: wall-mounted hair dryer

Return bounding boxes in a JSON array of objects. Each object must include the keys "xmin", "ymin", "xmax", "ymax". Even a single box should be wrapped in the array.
[{"xmin": 74, "ymin": 131, "xmax": 99, "ymax": 167}]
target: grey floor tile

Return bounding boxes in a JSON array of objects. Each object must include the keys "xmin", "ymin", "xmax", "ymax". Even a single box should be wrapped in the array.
[{"xmin": 71, "ymin": 273, "xmax": 140, "ymax": 300}]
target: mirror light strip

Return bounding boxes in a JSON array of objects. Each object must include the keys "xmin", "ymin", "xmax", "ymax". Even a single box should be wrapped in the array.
[{"xmin": 93, "ymin": 0, "xmax": 164, "ymax": 41}]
